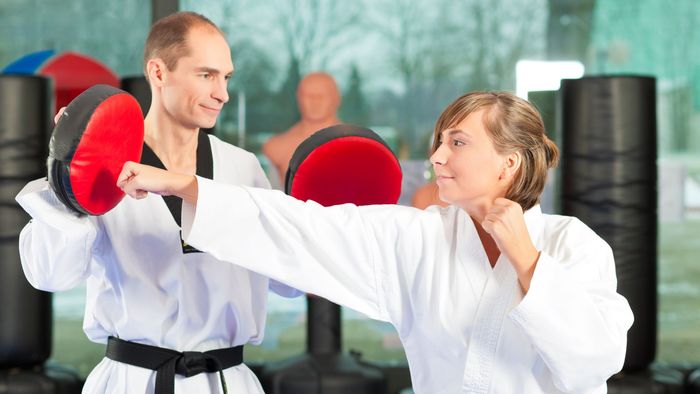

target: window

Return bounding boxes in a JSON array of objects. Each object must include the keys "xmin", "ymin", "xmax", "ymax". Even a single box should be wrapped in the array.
[
  {"xmin": 180, "ymin": 0, "xmax": 700, "ymax": 366},
  {"xmin": 588, "ymin": 0, "xmax": 700, "ymax": 363},
  {"xmin": 180, "ymin": 0, "xmax": 548, "ymax": 366},
  {"xmin": 1, "ymin": 0, "xmax": 150, "ymax": 378},
  {"xmin": 1, "ymin": 0, "xmax": 696, "ymax": 379}
]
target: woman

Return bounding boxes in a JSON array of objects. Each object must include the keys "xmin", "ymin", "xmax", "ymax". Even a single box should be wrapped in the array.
[{"xmin": 118, "ymin": 91, "xmax": 633, "ymax": 394}]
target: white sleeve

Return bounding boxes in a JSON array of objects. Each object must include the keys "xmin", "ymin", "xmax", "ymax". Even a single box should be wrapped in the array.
[
  {"xmin": 182, "ymin": 177, "xmax": 429, "ymax": 322},
  {"xmin": 508, "ymin": 230, "xmax": 634, "ymax": 392},
  {"xmin": 15, "ymin": 178, "xmax": 100, "ymax": 292}
]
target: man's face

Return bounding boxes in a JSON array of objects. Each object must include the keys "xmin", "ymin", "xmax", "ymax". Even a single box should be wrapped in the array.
[{"xmin": 160, "ymin": 27, "xmax": 234, "ymax": 130}]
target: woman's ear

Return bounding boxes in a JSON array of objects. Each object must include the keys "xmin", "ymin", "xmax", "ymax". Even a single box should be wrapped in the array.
[{"xmin": 500, "ymin": 151, "xmax": 522, "ymax": 180}]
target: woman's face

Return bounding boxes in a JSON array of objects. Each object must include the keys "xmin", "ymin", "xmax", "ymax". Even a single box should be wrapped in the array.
[{"xmin": 430, "ymin": 109, "xmax": 510, "ymax": 209}]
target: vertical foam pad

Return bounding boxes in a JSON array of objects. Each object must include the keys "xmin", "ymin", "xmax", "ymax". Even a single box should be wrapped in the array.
[
  {"xmin": 561, "ymin": 76, "xmax": 657, "ymax": 371},
  {"xmin": 0, "ymin": 75, "xmax": 53, "ymax": 367}
]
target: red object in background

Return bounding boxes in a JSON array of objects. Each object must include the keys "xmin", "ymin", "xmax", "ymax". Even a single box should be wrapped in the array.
[{"xmin": 40, "ymin": 52, "xmax": 120, "ymax": 110}]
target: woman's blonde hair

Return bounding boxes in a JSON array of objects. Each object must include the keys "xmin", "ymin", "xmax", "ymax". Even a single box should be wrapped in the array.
[{"xmin": 431, "ymin": 91, "xmax": 559, "ymax": 210}]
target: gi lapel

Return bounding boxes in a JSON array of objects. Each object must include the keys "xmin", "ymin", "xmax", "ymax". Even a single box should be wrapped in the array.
[
  {"xmin": 461, "ymin": 254, "xmax": 518, "ymax": 394},
  {"xmin": 141, "ymin": 131, "xmax": 213, "ymax": 254},
  {"xmin": 460, "ymin": 205, "xmax": 544, "ymax": 393}
]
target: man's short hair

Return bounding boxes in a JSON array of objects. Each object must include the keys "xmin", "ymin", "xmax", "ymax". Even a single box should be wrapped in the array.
[{"xmin": 143, "ymin": 11, "xmax": 223, "ymax": 78}]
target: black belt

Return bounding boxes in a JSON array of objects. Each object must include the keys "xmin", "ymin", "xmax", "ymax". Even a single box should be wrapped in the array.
[{"xmin": 105, "ymin": 336, "xmax": 243, "ymax": 394}]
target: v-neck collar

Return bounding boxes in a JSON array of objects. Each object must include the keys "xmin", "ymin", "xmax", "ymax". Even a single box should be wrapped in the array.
[
  {"xmin": 140, "ymin": 130, "xmax": 213, "ymax": 227},
  {"xmin": 456, "ymin": 204, "xmax": 545, "ymax": 298},
  {"xmin": 458, "ymin": 205, "xmax": 544, "ymax": 394}
]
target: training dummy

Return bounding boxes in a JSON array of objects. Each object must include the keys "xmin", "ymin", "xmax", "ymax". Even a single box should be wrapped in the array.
[{"xmin": 262, "ymin": 72, "xmax": 341, "ymax": 186}]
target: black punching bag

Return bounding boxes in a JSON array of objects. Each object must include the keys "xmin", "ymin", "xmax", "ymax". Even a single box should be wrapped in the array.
[
  {"xmin": 0, "ymin": 74, "xmax": 53, "ymax": 367},
  {"xmin": 560, "ymin": 76, "xmax": 656, "ymax": 371}
]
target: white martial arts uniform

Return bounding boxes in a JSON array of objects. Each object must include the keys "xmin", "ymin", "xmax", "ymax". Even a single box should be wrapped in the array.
[
  {"xmin": 16, "ymin": 133, "xmax": 300, "ymax": 394},
  {"xmin": 180, "ymin": 178, "xmax": 634, "ymax": 394}
]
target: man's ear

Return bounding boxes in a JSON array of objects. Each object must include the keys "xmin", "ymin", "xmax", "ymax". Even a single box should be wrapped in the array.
[
  {"xmin": 146, "ymin": 58, "xmax": 167, "ymax": 87},
  {"xmin": 500, "ymin": 151, "xmax": 522, "ymax": 181}
]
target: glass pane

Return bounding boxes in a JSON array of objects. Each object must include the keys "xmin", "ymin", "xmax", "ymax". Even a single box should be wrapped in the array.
[
  {"xmin": 0, "ymin": 0, "xmax": 149, "ymax": 77},
  {"xmin": 53, "ymin": 285, "xmax": 104, "ymax": 378},
  {"xmin": 1, "ymin": 0, "xmax": 150, "ymax": 378},
  {"xmin": 3, "ymin": 0, "xmax": 695, "ymax": 378},
  {"xmin": 589, "ymin": 0, "xmax": 700, "ymax": 363},
  {"xmin": 180, "ymin": 0, "xmax": 549, "ymax": 365},
  {"xmin": 180, "ymin": 0, "xmax": 700, "ymax": 366},
  {"xmin": 245, "ymin": 293, "xmax": 306, "ymax": 362}
]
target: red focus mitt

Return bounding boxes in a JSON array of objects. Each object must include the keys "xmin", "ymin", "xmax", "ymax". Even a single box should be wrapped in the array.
[
  {"xmin": 285, "ymin": 124, "xmax": 402, "ymax": 206},
  {"xmin": 48, "ymin": 84, "xmax": 144, "ymax": 215}
]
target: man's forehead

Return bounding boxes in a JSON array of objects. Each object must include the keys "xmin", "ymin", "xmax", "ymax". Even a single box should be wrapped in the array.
[
  {"xmin": 179, "ymin": 37, "xmax": 233, "ymax": 71},
  {"xmin": 185, "ymin": 26, "xmax": 230, "ymax": 50}
]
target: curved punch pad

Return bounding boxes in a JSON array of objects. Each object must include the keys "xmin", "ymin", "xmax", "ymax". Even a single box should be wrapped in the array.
[
  {"xmin": 285, "ymin": 124, "xmax": 402, "ymax": 206},
  {"xmin": 48, "ymin": 84, "xmax": 144, "ymax": 215}
]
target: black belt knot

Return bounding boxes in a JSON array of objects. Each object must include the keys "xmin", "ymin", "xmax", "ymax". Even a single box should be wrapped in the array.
[
  {"xmin": 176, "ymin": 351, "xmax": 222, "ymax": 377},
  {"xmin": 106, "ymin": 336, "xmax": 243, "ymax": 394}
]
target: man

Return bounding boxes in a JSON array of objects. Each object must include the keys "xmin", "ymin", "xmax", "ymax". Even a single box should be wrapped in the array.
[
  {"xmin": 16, "ymin": 12, "xmax": 299, "ymax": 394},
  {"xmin": 262, "ymin": 72, "xmax": 341, "ymax": 186}
]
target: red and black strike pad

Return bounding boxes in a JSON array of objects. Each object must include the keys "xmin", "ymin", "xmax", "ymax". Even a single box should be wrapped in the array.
[
  {"xmin": 48, "ymin": 84, "xmax": 144, "ymax": 215},
  {"xmin": 285, "ymin": 124, "xmax": 402, "ymax": 206}
]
